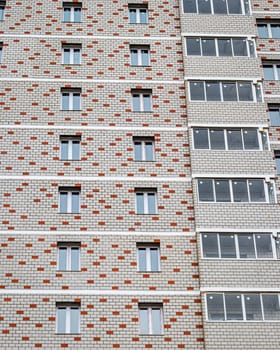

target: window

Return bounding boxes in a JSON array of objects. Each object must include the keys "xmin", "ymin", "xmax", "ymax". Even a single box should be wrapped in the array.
[
  {"xmin": 189, "ymin": 81, "xmax": 262, "ymax": 102},
  {"xmin": 130, "ymin": 45, "xmax": 150, "ymax": 66},
  {"xmin": 63, "ymin": 2, "xmax": 82, "ymax": 23},
  {"xmin": 206, "ymin": 293, "xmax": 280, "ymax": 321},
  {"xmin": 202, "ymin": 233, "xmax": 277, "ymax": 259},
  {"xmin": 137, "ymin": 243, "xmax": 160, "ymax": 272},
  {"xmin": 257, "ymin": 21, "xmax": 280, "ymax": 39},
  {"xmin": 132, "ymin": 89, "xmax": 152, "ymax": 112},
  {"xmin": 62, "ymin": 44, "xmax": 82, "ymax": 65},
  {"xmin": 197, "ymin": 178, "xmax": 274, "ymax": 203},
  {"xmin": 0, "ymin": 43, "xmax": 2, "ymax": 64},
  {"xmin": 0, "ymin": 1, "xmax": 5, "ymax": 21},
  {"xmin": 56, "ymin": 302, "xmax": 80, "ymax": 333},
  {"xmin": 133, "ymin": 136, "xmax": 155, "ymax": 161},
  {"xmin": 129, "ymin": 4, "xmax": 148, "ymax": 24},
  {"xmin": 57, "ymin": 242, "xmax": 81, "ymax": 271},
  {"xmin": 59, "ymin": 187, "xmax": 80, "ymax": 213},
  {"xmin": 60, "ymin": 136, "xmax": 81, "ymax": 160},
  {"xmin": 135, "ymin": 188, "xmax": 157, "ymax": 214},
  {"xmin": 186, "ymin": 37, "xmax": 255, "ymax": 57},
  {"xmin": 275, "ymin": 151, "xmax": 280, "ymax": 174},
  {"xmin": 61, "ymin": 88, "xmax": 81, "ymax": 111},
  {"xmin": 183, "ymin": 0, "xmax": 250, "ymax": 15},
  {"xmin": 139, "ymin": 304, "xmax": 163, "ymax": 334},
  {"xmin": 269, "ymin": 105, "xmax": 280, "ymax": 126},
  {"xmin": 263, "ymin": 62, "xmax": 280, "ymax": 81},
  {"xmin": 193, "ymin": 128, "xmax": 266, "ymax": 150}
]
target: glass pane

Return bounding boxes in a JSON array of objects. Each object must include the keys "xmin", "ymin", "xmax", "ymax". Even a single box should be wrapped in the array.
[
  {"xmin": 213, "ymin": 0, "xmax": 227, "ymax": 14},
  {"xmin": 138, "ymin": 248, "xmax": 147, "ymax": 271},
  {"xmin": 63, "ymin": 49, "xmax": 70, "ymax": 64},
  {"xmin": 227, "ymin": 130, "xmax": 243, "ymax": 149},
  {"xmin": 60, "ymin": 192, "xmax": 68, "ymax": 213},
  {"xmin": 238, "ymin": 83, "xmax": 253, "ymax": 101},
  {"xmin": 129, "ymin": 9, "xmax": 137, "ymax": 24},
  {"xmin": 141, "ymin": 50, "xmax": 150, "ymax": 66},
  {"xmin": 72, "ymin": 141, "xmax": 80, "ymax": 160},
  {"xmin": 202, "ymin": 233, "xmax": 219, "ymax": 258},
  {"xmin": 70, "ymin": 308, "xmax": 80, "ymax": 333},
  {"xmin": 233, "ymin": 39, "xmax": 247, "ymax": 56},
  {"xmin": 193, "ymin": 128, "xmax": 209, "ymax": 149},
  {"xmin": 58, "ymin": 247, "xmax": 67, "ymax": 270},
  {"xmin": 215, "ymin": 180, "xmax": 231, "ymax": 202},
  {"xmin": 276, "ymin": 239, "xmax": 280, "ymax": 259},
  {"xmin": 140, "ymin": 9, "xmax": 148, "ymax": 24},
  {"xmin": 218, "ymin": 39, "xmax": 232, "ymax": 56},
  {"xmin": 63, "ymin": 8, "xmax": 71, "ymax": 22},
  {"xmin": 228, "ymin": 0, "xmax": 242, "ymax": 13},
  {"xmin": 134, "ymin": 142, "xmax": 142, "ymax": 161},
  {"xmin": 277, "ymin": 66, "xmax": 280, "ymax": 81},
  {"xmin": 143, "ymin": 94, "xmax": 151, "ymax": 111},
  {"xmin": 148, "ymin": 193, "xmax": 156, "ymax": 214},
  {"xmin": 220, "ymin": 234, "xmax": 236, "ymax": 258},
  {"xmin": 255, "ymin": 234, "xmax": 273, "ymax": 258},
  {"xmin": 150, "ymin": 248, "xmax": 159, "ymax": 271},
  {"xmin": 190, "ymin": 82, "xmax": 205, "ymax": 100},
  {"xmin": 238, "ymin": 234, "xmax": 255, "ymax": 258},
  {"xmin": 206, "ymin": 82, "xmax": 221, "ymax": 101},
  {"xmin": 244, "ymin": 294, "xmax": 262, "ymax": 321},
  {"xmin": 248, "ymin": 40, "xmax": 255, "ymax": 57},
  {"xmin": 136, "ymin": 193, "xmax": 144, "ymax": 214},
  {"xmin": 74, "ymin": 8, "xmax": 81, "ymax": 22},
  {"xmin": 72, "ymin": 192, "xmax": 80, "ymax": 213},
  {"xmin": 257, "ymin": 25, "xmax": 268, "ymax": 38},
  {"xmin": 222, "ymin": 83, "xmax": 238, "ymax": 101},
  {"xmin": 62, "ymin": 93, "xmax": 69, "ymax": 110},
  {"xmin": 263, "ymin": 295, "xmax": 280, "ymax": 320},
  {"xmin": 186, "ymin": 38, "xmax": 201, "ymax": 55},
  {"xmin": 183, "ymin": 0, "xmax": 197, "ymax": 13},
  {"xmin": 0, "ymin": 7, "xmax": 4, "ymax": 21},
  {"xmin": 276, "ymin": 157, "xmax": 280, "ymax": 174},
  {"xmin": 145, "ymin": 142, "xmax": 154, "ymax": 161},
  {"xmin": 248, "ymin": 180, "xmax": 265, "ymax": 202},
  {"xmin": 232, "ymin": 180, "xmax": 249, "ymax": 202},
  {"xmin": 271, "ymin": 25, "xmax": 280, "ymax": 39},
  {"xmin": 225, "ymin": 294, "xmax": 243, "ymax": 320},
  {"xmin": 57, "ymin": 308, "xmax": 67, "ymax": 333},
  {"xmin": 73, "ymin": 93, "xmax": 80, "ymax": 110},
  {"xmin": 198, "ymin": 0, "xmax": 211, "ymax": 13},
  {"xmin": 71, "ymin": 247, "xmax": 80, "ymax": 271},
  {"xmin": 269, "ymin": 109, "xmax": 280, "ymax": 126},
  {"xmin": 131, "ymin": 50, "xmax": 138, "ymax": 65},
  {"xmin": 151, "ymin": 309, "xmax": 162, "ymax": 334},
  {"xmin": 139, "ymin": 309, "xmax": 149, "ymax": 334},
  {"xmin": 201, "ymin": 39, "xmax": 216, "ymax": 56},
  {"xmin": 132, "ymin": 94, "xmax": 140, "ymax": 111},
  {"xmin": 73, "ymin": 49, "xmax": 80, "ymax": 64},
  {"xmin": 256, "ymin": 84, "xmax": 262, "ymax": 102},
  {"xmin": 198, "ymin": 179, "xmax": 214, "ymax": 201},
  {"xmin": 209, "ymin": 129, "xmax": 225, "ymax": 149},
  {"xmin": 263, "ymin": 66, "xmax": 275, "ymax": 80},
  {"xmin": 206, "ymin": 294, "xmax": 225, "ymax": 321},
  {"xmin": 262, "ymin": 132, "xmax": 268, "ymax": 150},
  {"xmin": 243, "ymin": 129, "xmax": 259, "ymax": 150},
  {"xmin": 61, "ymin": 141, "xmax": 68, "ymax": 160}
]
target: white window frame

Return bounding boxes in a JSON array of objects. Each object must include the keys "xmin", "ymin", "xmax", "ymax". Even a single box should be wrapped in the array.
[
  {"xmin": 60, "ymin": 137, "xmax": 81, "ymax": 161},
  {"xmin": 137, "ymin": 245, "xmax": 161, "ymax": 272},
  {"xmin": 61, "ymin": 91, "xmax": 81, "ymax": 111},
  {"xmin": 63, "ymin": 5, "xmax": 82, "ymax": 23},
  {"xmin": 62, "ymin": 46, "xmax": 82, "ymax": 65},
  {"xmin": 56, "ymin": 304, "xmax": 80, "ymax": 333},
  {"xmin": 132, "ymin": 92, "xmax": 152, "ymax": 112},
  {"xmin": 129, "ymin": 7, "xmax": 148, "ymax": 24},
  {"xmin": 59, "ymin": 190, "xmax": 80, "ymax": 213},
  {"xmin": 263, "ymin": 63, "xmax": 280, "ymax": 81},
  {"xmin": 0, "ymin": 45, "xmax": 2, "ymax": 64},
  {"xmin": 185, "ymin": 37, "xmax": 255, "ymax": 57},
  {"xmin": 135, "ymin": 191, "xmax": 158, "ymax": 215},
  {"xmin": 182, "ymin": 0, "xmax": 250, "ymax": 15},
  {"xmin": 197, "ymin": 178, "xmax": 275, "ymax": 203},
  {"xmin": 133, "ymin": 138, "xmax": 155, "ymax": 161},
  {"xmin": 57, "ymin": 244, "xmax": 81, "ymax": 271},
  {"xmin": 201, "ymin": 233, "xmax": 278, "ymax": 260},
  {"xmin": 130, "ymin": 47, "xmax": 150, "ymax": 66},
  {"xmin": 269, "ymin": 106, "xmax": 280, "ymax": 127},
  {"xmin": 139, "ymin": 305, "xmax": 164, "ymax": 334},
  {"xmin": 257, "ymin": 23, "xmax": 280, "ymax": 39},
  {"xmin": 192, "ymin": 127, "xmax": 267, "ymax": 151}
]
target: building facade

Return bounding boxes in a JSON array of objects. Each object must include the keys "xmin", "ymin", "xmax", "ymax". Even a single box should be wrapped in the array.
[{"xmin": 0, "ymin": 0, "xmax": 280, "ymax": 349}]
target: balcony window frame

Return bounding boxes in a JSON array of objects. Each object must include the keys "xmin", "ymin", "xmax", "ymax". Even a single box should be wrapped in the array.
[{"xmin": 182, "ymin": 0, "xmax": 251, "ymax": 15}]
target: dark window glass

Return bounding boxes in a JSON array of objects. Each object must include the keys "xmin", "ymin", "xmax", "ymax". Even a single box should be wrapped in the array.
[
  {"xmin": 213, "ymin": 0, "xmax": 227, "ymax": 14},
  {"xmin": 244, "ymin": 294, "xmax": 262, "ymax": 321},
  {"xmin": 275, "ymin": 155, "xmax": 280, "ymax": 174},
  {"xmin": 198, "ymin": 179, "xmax": 214, "ymax": 201},
  {"xmin": 225, "ymin": 294, "xmax": 243, "ymax": 320},
  {"xmin": 202, "ymin": 234, "xmax": 219, "ymax": 258},
  {"xmin": 238, "ymin": 83, "xmax": 253, "ymax": 101},
  {"xmin": 190, "ymin": 82, "xmax": 205, "ymax": 100},
  {"xmin": 233, "ymin": 39, "xmax": 247, "ymax": 56},
  {"xmin": 218, "ymin": 39, "xmax": 232, "ymax": 56},
  {"xmin": 198, "ymin": 0, "xmax": 211, "ymax": 13},
  {"xmin": 220, "ymin": 234, "xmax": 236, "ymax": 258},
  {"xmin": 271, "ymin": 25, "xmax": 280, "ymax": 39},
  {"xmin": 255, "ymin": 234, "xmax": 273, "ymax": 258},
  {"xmin": 248, "ymin": 180, "xmax": 265, "ymax": 202},
  {"xmin": 269, "ymin": 109, "xmax": 280, "ymax": 126},
  {"xmin": 183, "ymin": 0, "xmax": 197, "ymax": 13},
  {"xmin": 263, "ymin": 65, "xmax": 275, "ymax": 80},
  {"xmin": 242, "ymin": 129, "xmax": 259, "ymax": 150},
  {"xmin": 228, "ymin": 0, "xmax": 242, "ymax": 14},
  {"xmin": 186, "ymin": 38, "xmax": 201, "ymax": 55},
  {"xmin": 201, "ymin": 38, "xmax": 216, "ymax": 56},
  {"xmin": 227, "ymin": 130, "xmax": 243, "ymax": 149},
  {"xmin": 209, "ymin": 129, "xmax": 225, "ymax": 149},
  {"xmin": 257, "ymin": 24, "xmax": 268, "ymax": 38},
  {"xmin": 232, "ymin": 180, "xmax": 249, "ymax": 202},
  {"xmin": 263, "ymin": 295, "xmax": 280, "ymax": 320},
  {"xmin": 207, "ymin": 294, "xmax": 225, "ymax": 321},
  {"xmin": 238, "ymin": 234, "xmax": 255, "ymax": 258},
  {"xmin": 193, "ymin": 128, "xmax": 209, "ymax": 149},
  {"xmin": 206, "ymin": 82, "xmax": 221, "ymax": 101},
  {"xmin": 222, "ymin": 82, "xmax": 238, "ymax": 101},
  {"xmin": 215, "ymin": 180, "xmax": 231, "ymax": 202}
]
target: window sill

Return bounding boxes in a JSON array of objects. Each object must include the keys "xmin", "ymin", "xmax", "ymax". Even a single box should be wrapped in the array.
[
  {"xmin": 61, "ymin": 64, "xmax": 82, "ymax": 66},
  {"xmin": 60, "ymin": 110, "xmax": 82, "ymax": 112},
  {"xmin": 134, "ymin": 160, "xmax": 156, "ymax": 162},
  {"xmin": 131, "ymin": 65, "xmax": 151, "ymax": 67},
  {"xmin": 57, "ymin": 270, "xmax": 81, "ymax": 272},
  {"xmin": 138, "ymin": 271, "xmax": 161, "ymax": 273},
  {"xmin": 60, "ymin": 159, "xmax": 81, "ymax": 161},
  {"xmin": 62, "ymin": 21, "xmax": 82, "ymax": 24},
  {"xmin": 139, "ymin": 333, "xmax": 164, "ymax": 336},
  {"xmin": 56, "ymin": 332, "xmax": 81, "ymax": 335},
  {"xmin": 133, "ymin": 111, "xmax": 153, "ymax": 113}
]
